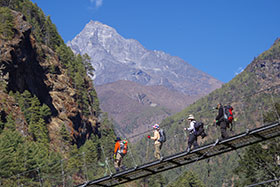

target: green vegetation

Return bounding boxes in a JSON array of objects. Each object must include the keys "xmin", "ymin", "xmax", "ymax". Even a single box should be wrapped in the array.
[
  {"xmin": 0, "ymin": 0, "xmax": 64, "ymax": 50},
  {"xmin": 131, "ymin": 38, "xmax": 280, "ymax": 186},
  {"xmin": 8, "ymin": 91, "xmax": 51, "ymax": 144},
  {"xmin": 0, "ymin": 90, "xmax": 116, "ymax": 186},
  {"xmin": 167, "ymin": 171, "xmax": 205, "ymax": 187},
  {"xmin": 0, "ymin": 0, "xmax": 107, "ymax": 185},
  {"xmin": 0, "ymin": 129, "xmax": 62, "ymax": 186},
  {"xmin": 0, "ymin": 0, "xmax": 100, "ymax": 117},
  {"xmin": 0, "ymin": 7, "xmax": 14, "ymax": 40},
  {"xmin": 56, "ymin": 44, "xmax": 100, "ymax": 116},
  {"xmin": 233, "ymin": 103, "xmax": 280, "ymax": 186},
  {"xmin": 1, "ymin": 0, "xmax": 100, "ymax": 117},
  {"xmin": 258, "ymin": 38, "xmax": 280, "ymax": 60}
]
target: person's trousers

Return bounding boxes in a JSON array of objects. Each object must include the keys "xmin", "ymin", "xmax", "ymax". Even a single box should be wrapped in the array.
[
  {"xmin": 154, "ymin": 143, "xmax": 162, "ymax": 159},
  {"xmin": 114, "ymin": 153, "xmax": 123, "ymax": 170},
  {"xmin": 187, "ymin": 133, "xmax": 198, "ymax": 149},
  {"xmin": 220, "ymin": 121, "xmax": 229, "ymax": 139}
]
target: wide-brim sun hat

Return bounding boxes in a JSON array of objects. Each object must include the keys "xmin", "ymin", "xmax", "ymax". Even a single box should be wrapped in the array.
[{"xmin": 188, "ymin": 114, "xmax": 195, "ymax": 120}]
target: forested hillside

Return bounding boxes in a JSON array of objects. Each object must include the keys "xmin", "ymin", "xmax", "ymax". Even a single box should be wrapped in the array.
[
  {"xmin": 130, "ymin": 38, "xmax": 280, "ymax": 186},
  {"xmin": 0, "ymin": 0, "xmax": 116, "ymax": 186}
]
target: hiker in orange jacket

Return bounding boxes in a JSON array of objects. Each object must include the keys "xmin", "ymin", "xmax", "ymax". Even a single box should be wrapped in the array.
[{"xmin": 113, "ymin": 137, "xmax": 127, "ymax": 172}]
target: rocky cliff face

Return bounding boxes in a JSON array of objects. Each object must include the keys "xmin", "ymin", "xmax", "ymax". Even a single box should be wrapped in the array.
[
  {"xmin": 67, "ymin": 20, "xmax": 222, "ymax": 95},
  {"xmin": 248, "ymin": 38, "xmax": 280, "ymax": 88},
  {"xmin": 0, "ymin": 11, "xmax": 99, "ymax": 147}
]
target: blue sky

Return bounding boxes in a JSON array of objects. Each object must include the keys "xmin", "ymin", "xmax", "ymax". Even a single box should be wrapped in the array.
[{"xmin": 30, "ymin": 0, "xmax": 280, "ymax": 83}]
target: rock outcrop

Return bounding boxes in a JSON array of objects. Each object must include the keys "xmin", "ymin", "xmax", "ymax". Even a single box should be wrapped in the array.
[{"xmin": 0, "ymin": 11, "xmax": 99, "ymax": 147}]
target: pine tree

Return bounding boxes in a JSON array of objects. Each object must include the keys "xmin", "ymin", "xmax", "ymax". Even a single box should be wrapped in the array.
[
  {"xmin": 167, "ymin": 171, "xmax": 205, "ymax": 187},
  {"xmin": 17, "ymin": 90, "xmax": 32, "ymax": 124},
  {"xmin": 40, "ymin": 150, "xmax": 62, "ymax": 186},
  {"xmin": 0, "ymin": 7, "xmax": 14, "ymax": 40},
  {"xmin": 66, "ymin": 144, "xmax": 84, "ymax": 180},
  {"xmin": 81, "ymin": 53, "xmax": 94, "ymax": 77},
  {"xmin": 28, "ymin": 96, "xmax": 49, "ymax": 143},
  {"xmin": 56, "ymin": 44, "xmax": 75, "ymax": 70},
  {"xmin": 5, "ymin": 113, "xmax": 16, "ymax": 131},
  {"xmin": 39, "ymin": 103, "xmax": 51, "ymax": 122},
  {"xmin": 59, "ymin": 123, "xmax": 71, "ymax": 154},
  {"xmin": 60, "ymin": 123, "xmax": 71, "ymax": 143},
  {"xmin": 0, "ymin": 119, "xmax": 4, "ymax": 133},
  {"xmin": 89, "ymin": 89, "xmax": 101, "ymax": 116},
  {"xmin": 44, "ymin": 15, "xmax": 63, "ymax": 49},
  {"xmin": 0, "ymin": 130, "xmax": 25, "ymax": 178}
]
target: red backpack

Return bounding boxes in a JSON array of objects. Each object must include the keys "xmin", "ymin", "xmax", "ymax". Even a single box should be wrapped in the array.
[{"xmin": 223, "ymin": 105, "xmax": 233, "ymax": 123}]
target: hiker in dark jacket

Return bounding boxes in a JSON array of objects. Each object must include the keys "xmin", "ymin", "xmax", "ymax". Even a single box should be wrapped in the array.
[{"xmin": 214, "ymin": 103, "xmax": 229, "ymax": 139}]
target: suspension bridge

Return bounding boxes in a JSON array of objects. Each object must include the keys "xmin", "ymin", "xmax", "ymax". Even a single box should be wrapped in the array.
[
  {"xmin": 77, "ymin": 121, "xmax": 280, "ymax": 186},
  {"xmin": 1, "ymin": 85, "xmax": 279, "ymax": 186}
]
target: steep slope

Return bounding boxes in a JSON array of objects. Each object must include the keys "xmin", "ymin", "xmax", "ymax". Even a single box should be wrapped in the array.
[
  {"xmin": 67, "ymin": 20, "xmax": 222, "ymax": 95},
  {"xmin": 96, "ymin": 80, "xmax": 201, "ymax": 139},
  {"xmin": 0, "ymin": 2, "xmax": 116, "ymax": 186},
  {"xmin": 132, "ymin": 38, "xmax": 280, "ymax": 186},
  {"xmin": 0, "ymin": 10, "xmax": 99, "ymax": 147}
]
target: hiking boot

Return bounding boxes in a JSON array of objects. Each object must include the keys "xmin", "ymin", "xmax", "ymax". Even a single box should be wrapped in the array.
[
  {"xmin": 186, "ymin": 147, "xmax": 191, "ymax": 153},
  {"xmin": 115, "ymin": 168, "xmax": 120, "ymax": 172},
  {"xmin": 121, "ymin": 166, "xmax": 126, "ymax": 171}
]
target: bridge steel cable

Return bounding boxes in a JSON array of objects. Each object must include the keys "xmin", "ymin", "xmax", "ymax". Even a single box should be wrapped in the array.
[
  {"xmin": 2, "ymin": 85, "xmax": 279, "ymax": 186},
  {"xmin": 76, "ymin": 121, "xmax": 280, "ymax": 187},
  {"xmin": 246, "ymin": 178, "xmax": 280, "ymax": 187}
]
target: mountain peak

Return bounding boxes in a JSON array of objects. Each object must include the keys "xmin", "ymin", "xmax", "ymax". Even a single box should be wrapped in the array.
[
  {"xmin": 68, "ymin": 21, "xmax": 222, "ymax": 95},
  {"xmin": 85, "ymin": 20, "xmax": 116, "ymax": 33}
]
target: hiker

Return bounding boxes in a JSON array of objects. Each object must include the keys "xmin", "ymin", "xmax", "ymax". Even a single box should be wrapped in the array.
[
  {"xmin": 148, "ymin": 124, "xmax": 162, "ymax": 160},
  {"xmin": 113, "ymin": 137, "xmax": 127, "ymax": 172},
  {"xmin": 184, "ymin": 114, "xmax": 199, "ymax": 152},
  {"xmin": 214, "ymin": 103, "xmax": 229, "ymax": 139}
]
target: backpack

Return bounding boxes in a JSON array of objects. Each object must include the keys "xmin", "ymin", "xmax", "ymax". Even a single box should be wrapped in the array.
[
  {"xmin": 158, "ymin": 129, "xmax": 166, "ymax": 143},
  {"xmin": 194, "ymin": 122, "xmax": 204, "ymax": 131},
  {"xmin": 194, "ymin": 121, "xmax": 205, "ymax": 136},
  {"xmin": 223, "ymin": 105, "xmax": 234, "ymax": 123},
  {"xmin": 119, "ymin": 140, "xmax": 128, "ymax": 155}
]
